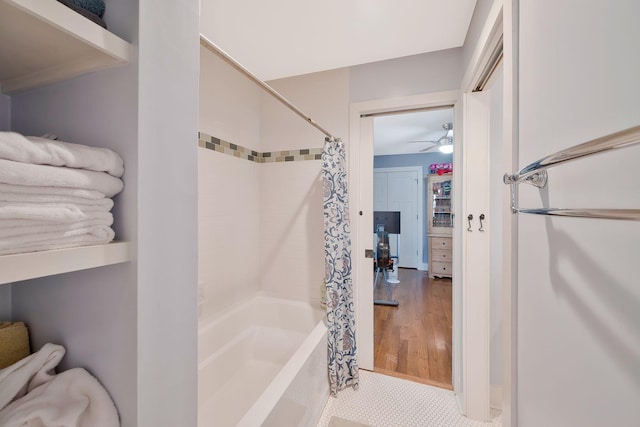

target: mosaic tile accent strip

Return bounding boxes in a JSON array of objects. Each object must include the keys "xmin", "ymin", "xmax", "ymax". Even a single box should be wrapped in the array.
[
  {"xmin": 317, "ymin": 370, "xmax": 502, "ymax": 427},
  {"xmin": 198, "ymin": 131, "xmax": 323, "ymax": 163}
]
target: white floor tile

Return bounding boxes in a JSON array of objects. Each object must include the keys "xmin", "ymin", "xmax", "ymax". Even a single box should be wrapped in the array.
[{"xmin": 317, "ymin": 370, "xmax": 501, "ymax": 427}]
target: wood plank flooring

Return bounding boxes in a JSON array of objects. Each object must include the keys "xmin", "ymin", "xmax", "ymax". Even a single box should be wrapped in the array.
[{"xmin": 373, "ymin": 268, "xmax": 452, "ymax": 389}]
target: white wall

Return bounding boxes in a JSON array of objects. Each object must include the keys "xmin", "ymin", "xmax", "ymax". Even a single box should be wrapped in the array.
[
  {"xmin": 198, "ymin": 47, "xmax": 263, "ymax": 319},
  {"xmin": 349, "ymin": 48, "xmax": 463, "ymax": 102},
  {"xmin": 461, "ymin": 0, "xmax": 496, "ymax": 75},
  {"xmin": 0, "ymin": 94, "xmax": 9, "ymax": 131},
  {"xmin": 517, "ymin": 2, "xmax": 640, "ymax": 426},
  {"xmin": 137, "ymin": 0, "xmax": 199, "ymax": 425},
  {"xmin": 261, "ymin": 69, "xmax": 349, "ymax": 304}
]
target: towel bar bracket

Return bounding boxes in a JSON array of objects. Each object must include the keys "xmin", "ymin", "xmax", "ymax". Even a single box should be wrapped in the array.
[{"xmin": 503, "ymin": 170, "xmax": 547, "ymax": 188}]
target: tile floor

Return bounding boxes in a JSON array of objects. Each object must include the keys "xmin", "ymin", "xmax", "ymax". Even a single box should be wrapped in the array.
[{"xmin": 317, "ymin": 370, "xmax": 502, "ymax": 427}]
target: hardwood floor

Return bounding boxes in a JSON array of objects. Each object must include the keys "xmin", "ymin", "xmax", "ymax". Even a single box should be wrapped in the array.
[{"xmin": 373, "ymin": 268, "xmax": 453, "ymax": 389}]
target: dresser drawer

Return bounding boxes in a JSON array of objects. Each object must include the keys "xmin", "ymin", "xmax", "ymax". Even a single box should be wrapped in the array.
[
  {"xmin": 431, "ymin": 237, "xmax": 452, "ymax": 250},
  {"xmin": 431, "ymin": 261, "xmax": 452, "ymax": 276},
  {"xmin": 432, "ymin": 249, "xmax": 451, "ymax": 262}
]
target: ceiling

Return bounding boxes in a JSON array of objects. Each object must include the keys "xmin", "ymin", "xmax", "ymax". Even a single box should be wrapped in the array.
[
  {"xmin": 373, "ymin": 108, "xmax": 454, "ymax": 156},
  {"xmin": 200, "ymin": 0, "xmax": 477, "ymax": 81}
]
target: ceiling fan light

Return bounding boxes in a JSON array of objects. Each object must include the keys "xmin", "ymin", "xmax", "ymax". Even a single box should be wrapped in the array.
[{"xmin": 439, "ymin": 144, "xmax": 453, "ymax": 154}]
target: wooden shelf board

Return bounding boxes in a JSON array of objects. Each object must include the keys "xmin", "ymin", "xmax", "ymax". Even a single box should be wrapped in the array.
[
  {"xmin": 0, "ymin": 0, "xmax": 131, "ymax": 94},
  {"xmin": 0, "ymin": 241, "xmax": 131, "ymax": 285}
]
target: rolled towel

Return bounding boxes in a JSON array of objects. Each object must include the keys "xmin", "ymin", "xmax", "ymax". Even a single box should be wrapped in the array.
[
  {"xmin": 0, "ymin": 132, "xmax": 123, "ymax": 178},
  {"xmin": 0, "ymin": 216, "xmax": 113, "ymax": 239},
  {"xmin": 0, "ymin": 343, "xmax": 64, "ymax": 411},
  {"xmin": 0, "ymin": 202, "xmax": 113, "ymax": 223},
  {"xmin": 0, "ymin": 233, "xmax": 116, "ymax": 256},
  {"xmin": 0, "ymin": 183, "xmax": 106, "ymax": 200},
  {"xmin": 0, "ymin": 159, "xmax": 124, "ymax": 198},
  {"xmin": 0, "ymin": 323, "xmax": 30, "ymax": 370},
  {"xmin": 0, "ymin": 368, "xmax": 119, "ymax": 427}
]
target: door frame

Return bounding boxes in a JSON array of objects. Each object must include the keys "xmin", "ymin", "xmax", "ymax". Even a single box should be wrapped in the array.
[
  {"xmin": 349, "ymin": 89, "xmax": 459, "ymax": 373},
  {"xmin": 373, "ymin": 166, "xmax": 424, "ymax": 270},
  {"xmin": 458, "ymin": 0, "xmax": 516, "ymax": 423}
]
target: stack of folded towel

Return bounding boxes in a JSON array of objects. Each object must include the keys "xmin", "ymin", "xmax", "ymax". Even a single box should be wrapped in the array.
[
  {"xmin": 0, "ymin": 132, "xmax": 124, "ymax": 256},
  {"xmin": 57, "ymin": 0, "xmax": 107, "ymax": 28},
  {"xmin": 0, "ymin": 343, "xmax": 119, "ymax": 426}
]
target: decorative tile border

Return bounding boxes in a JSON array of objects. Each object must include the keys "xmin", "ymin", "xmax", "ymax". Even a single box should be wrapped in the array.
[{"xmin": 198, "ymin": 131, "xmax": 322, "ymax": 163}]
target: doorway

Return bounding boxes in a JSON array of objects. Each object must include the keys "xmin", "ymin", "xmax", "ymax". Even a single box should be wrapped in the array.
[{"xmin": 371, "ymin": 108, "xmax": 455, "ymax": 388}]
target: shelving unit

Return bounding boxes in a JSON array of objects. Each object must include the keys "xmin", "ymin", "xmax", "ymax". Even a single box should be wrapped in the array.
[
  {"xmin": 0, "ymin": 0, "xmax": 131, "ymax": 94},
  {"xmin": 427, "ymin": 173, "xmax": 453, "ymax": 279},
  {"xmin": 0, "ymin": 242, "xmax": 130, "ymax": 285},
  {"xmin": 0, "ymin": 0, "xmax": 199, "ymax": 424},
  {"xmin": 0, "ymin": 0, "xmax": 132, "ymax": 278}
]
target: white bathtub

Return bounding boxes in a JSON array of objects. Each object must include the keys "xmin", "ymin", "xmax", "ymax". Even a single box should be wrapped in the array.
[{"xmin": 198, "ymin": 295, "xmax": 329, "ymax": 427}]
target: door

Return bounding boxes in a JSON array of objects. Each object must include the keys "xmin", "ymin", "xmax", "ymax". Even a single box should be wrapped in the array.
[
  {"xmin": 373, "ymin": 168, "xmax": 420, "ymax": 269},
  {"xmin": 516, "ymin": 2, "xmax": 640, "ymax": 426}
]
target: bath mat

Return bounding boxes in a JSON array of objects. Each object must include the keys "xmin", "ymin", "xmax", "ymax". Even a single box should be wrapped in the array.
[{"xmin": 328, "ymin": 416, "xmax": 371, "ymax": 427}]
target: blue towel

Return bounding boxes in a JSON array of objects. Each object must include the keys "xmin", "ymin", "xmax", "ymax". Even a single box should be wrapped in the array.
[
  {"xmin": 65, "ymin": 0, "xmax": 105, "ymax": 17},
  {"xmin": 57, "ymin": 0, "xmax": 106, "ymax": 28}
]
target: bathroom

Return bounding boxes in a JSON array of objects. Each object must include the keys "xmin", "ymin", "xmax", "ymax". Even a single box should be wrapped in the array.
[{"xmin": 1, "ymin": 1, "xmax": 638, "ymax": 426}]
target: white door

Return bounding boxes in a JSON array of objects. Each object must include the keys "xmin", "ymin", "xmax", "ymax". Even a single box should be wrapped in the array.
[
  {"xmin": 459, "ymin": 90, "xmax": 491, "ymax": 421},
  {"xmin": 515, "ymin": 2, "xmax": 640, "ymax": 426},
  {"xmin": 373, "ymin": 169, "xmax": 420, "ymax": 269}
]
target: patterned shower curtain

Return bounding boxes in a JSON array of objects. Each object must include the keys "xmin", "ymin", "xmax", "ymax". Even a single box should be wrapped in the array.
[{"xmin": 321, "ymin": 136, "xmax": 359, "ymax": 395}]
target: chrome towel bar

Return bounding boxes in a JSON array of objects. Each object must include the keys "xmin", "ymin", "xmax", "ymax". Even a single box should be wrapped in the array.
[{"xmin": 504, "ymin": 125, "xmax": 640, "ymax": 221}]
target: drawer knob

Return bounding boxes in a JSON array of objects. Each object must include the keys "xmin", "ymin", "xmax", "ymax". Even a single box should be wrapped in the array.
[{"xmin": 442, "ymin": 242, "xmax": 446, "ymax": 246}]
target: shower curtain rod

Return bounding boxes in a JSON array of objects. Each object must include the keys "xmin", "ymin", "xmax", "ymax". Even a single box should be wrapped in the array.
[{"xmin": 200, "ymin": 35, "xmax": 337, "ymax": 140}]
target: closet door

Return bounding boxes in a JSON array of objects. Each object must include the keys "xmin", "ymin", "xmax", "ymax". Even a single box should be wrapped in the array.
[{"xmin": 373, "ymin": 169, "xmax": 419, "ymax": 269}]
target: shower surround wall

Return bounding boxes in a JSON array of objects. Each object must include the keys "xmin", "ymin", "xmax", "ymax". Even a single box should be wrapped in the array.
[
  {"xmin": 198, "ymin": 46, "xmax": 262, "ymax": 318},
  {"xmin": 199, "ymin": 48, "xmax": 349, "ymax": 316},
  {"xmin": 260, "ymin": 69, "xmax": 350, "ymax": 304}
]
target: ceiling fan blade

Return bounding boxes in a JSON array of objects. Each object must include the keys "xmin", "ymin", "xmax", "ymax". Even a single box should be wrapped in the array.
[{"xmin": 418, "ymin": 146, "xmax": 438, "ymax": 152}]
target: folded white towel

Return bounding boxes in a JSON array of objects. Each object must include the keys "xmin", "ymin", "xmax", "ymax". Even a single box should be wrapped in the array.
[
  {"xmin": 0, "ymin": 343, "xmax": 64, "ymax": 411},
  {"xmin": 0, "ymin": 132, "xmax": 124, "ymax": 178},
  {"xmin": 0, "ymin": 344, "xmax": 119, "ymax": 427},
  {"xmin": 0, "ymin": 217, "xmax": 113, "ymax": 239},
  {"xmin": 0, "ymin": 192, "xmax": 114, "ymax": 209},
  {"xmin": 0, "ymin": 159, "xmax": 124, "ymax": 198},
  {"xmin": 0, "ymin": 202, "xmax": 112, "ymax": 222},
  {"xmin": 0, "ymin": 225, "xmax": 114, "ymax": 249},
  {"xmin": 0, "ymin": 233, "xmax": 115, "ymax": 255},
  {"xmin": 0, "ymin": 183, "xmax": 106, "ymax": 200}
]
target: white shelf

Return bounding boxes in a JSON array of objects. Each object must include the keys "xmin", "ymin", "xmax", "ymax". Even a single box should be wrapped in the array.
[
  {"xmin": 0, "ymin": 0, "xmax": 131, "ymax": 94},
  {"xmin": 0, "ymin": 241, "xmax": 131, "ymax": 285}
]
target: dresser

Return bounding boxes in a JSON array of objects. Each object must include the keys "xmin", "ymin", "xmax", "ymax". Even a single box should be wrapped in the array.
[{"xmin": 427, "ymin": 174, "xmax": 453, "ymax": 279}]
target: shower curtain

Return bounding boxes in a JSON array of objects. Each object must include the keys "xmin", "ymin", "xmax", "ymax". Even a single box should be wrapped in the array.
[{"xmin": 321, "ymin": 136, "xmax": 359, "ymax": 395}]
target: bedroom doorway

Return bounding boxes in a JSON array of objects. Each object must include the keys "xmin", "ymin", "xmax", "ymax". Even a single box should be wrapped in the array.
[{"xmin": 370, "ymin": 107, "xmax": 454, "ymax": 388}]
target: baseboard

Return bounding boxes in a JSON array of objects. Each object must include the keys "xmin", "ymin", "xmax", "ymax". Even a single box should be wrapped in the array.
[
  {"xmin": 419, "ymin": 263, "xmax": 429, "ymax": 271},
  {"xmin": 490, "ymin": 384, "xmax": 502, "ymax": 409}
]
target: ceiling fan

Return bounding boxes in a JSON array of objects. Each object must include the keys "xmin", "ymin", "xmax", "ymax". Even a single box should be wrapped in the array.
[{"xmin": 408, "ymin": 122, "xmax": 454, "ymax": 153}]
